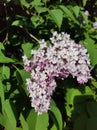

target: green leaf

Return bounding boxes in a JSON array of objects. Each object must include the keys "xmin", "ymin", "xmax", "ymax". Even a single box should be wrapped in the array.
[
  {"xmin": 35, "ymin": 7, "xmax": 47, "ymax": 14},
  {"xmin": 82, "ymin": 0, "xmax": 88, "ymax": 6},
  {"xmin": 72, "ymin": 95, "xmax": 94, "ymax": 119},
  {"xmin": 86, "ymin": 117, "xmax": 97, "ymax": 130},
  {"xmin": 49, "ymin": 9, "xmax": 63, "ymax": 30},
  {"xmin": 0, "ymin": 113, "xmax": 5, "ymax": 127},
  {"xmin": 60, "ymin": 5, "xmax": 78, "ymax": 24},
  {"xmin": 16, "ymin": 69, "xmax": 30, "ymax": 95},
  {"xmin": 50, "ymin": 124, "xmax": 57, "ymax": 130},
  {"xmin": 73, "ymin": 115, "xmax": 88, "ymax": 130},
  {"xmin": 2, "ymin": 65, "xmax": 10, "ymax": 79},
  {"xmin": 0, "ymin": 53, "xmax": 13, "ymax": 63},
  {"xmin": 50, "ymin": 105, "xmax": 63, "ymax": 130},
  {"xmin": 0, "ymin": 42, "xmax": 5, "ymax": 50},
  {"xmin": 65, "ymin": 88, "xmax": 81, "ymax": 106},
  {"xmin": 16, "ymin": 128, "xmax": 23, "ymax": 130},
  {"xmin": 0, "ymin": 43, "xmax": 14, "ymax": 63},
  {"xmin": 3, "ymin": 100, "xmax": 16, "ymax": 130},
  {"xmin": 42, "ymin": 0, "xmax": 50, "ymax": 4},
  {"xmin": 72, "ymin": 6, "xmax": 80, "ymax": 17},
  {"xmin": 12, "ymin": 20, "xmax": 22, "ymax": 26},
  {"xmin": 20, "ymin": 113, "xmax": 29, "ymax": 130},
  {"xmin": 22, "ymin": 43, "xmax": 33, "ymax": 58},
  {"xmin": 84, "ymin": 86, "xmax": 95, "ymax": 96},
  {"xmin": 84, "ymin": 36, "xmax": 97, "ymax": 66},
  {"xmin": 19, "ymin": 0, "xmax": 31, "ymax": 8},
  {"xmin": 65, "ymin": 88, "xmax": 81, "ymax": 116},
  {"xmin": 16, "ymin": 69, "xmax": 30, "ymax": 85},
  {"xmin": 86, "ymin": 102, "xmax": 97, "ymax": 117},
  {"xmin": 27, "ymin": 109, "xmax": 49, "ymax": 130},
  {"xmin": 32, "ymin": 0, "xmax": 43, "ymax": 6},
  {"xmin": 0, "ymin": 56, "xmax": 14, "ymax": 63},
  {"xmin": 91, "ymin": 78, "xmax": 97, "ymax": 88},
  {"xmin": 80, "ymin": 11, "xmax": 88, "ymax": 24},
  {"xmin": 30, "ymin": 16, "xmax": 44, "ymax": 28},
  {"xmin": 0, "ymin": 81, "xmax": 5, "ymax": 112}
]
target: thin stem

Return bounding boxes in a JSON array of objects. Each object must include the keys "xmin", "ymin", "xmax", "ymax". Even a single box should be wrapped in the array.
[{"xmin": 19, "ymin": 25, "xmax": 40, "ymax": 43}]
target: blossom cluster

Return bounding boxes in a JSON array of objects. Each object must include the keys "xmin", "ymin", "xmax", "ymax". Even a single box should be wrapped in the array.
[{"xmin": 22, "ymin": 31, "xmax": 92, "ymax": 114}]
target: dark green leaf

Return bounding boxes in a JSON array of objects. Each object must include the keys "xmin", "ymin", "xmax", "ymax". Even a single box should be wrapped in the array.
[
  {"xmin": 86, "ymin": 118, "xmax": 97, "ymax": 130},
  {"xmin": 16, "ymin": 69, "xmax": 30, "ymax": 95},
  {"xmin": 73, "ymin": 115, "xmax": 88, "ymax": 130},
  {"xmin": 86, "ymin": 102, "xmax": 97, "ymax": 117}
]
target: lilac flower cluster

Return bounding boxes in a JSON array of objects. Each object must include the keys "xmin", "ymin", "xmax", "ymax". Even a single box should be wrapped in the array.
[{"xmin": 22, "ymin": 31, "xmax": 92, "ymax": 114}]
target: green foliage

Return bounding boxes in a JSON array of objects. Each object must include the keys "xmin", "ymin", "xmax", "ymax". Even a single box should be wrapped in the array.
[
  {"xmin": 84, "ymin": 36, "xmax": 97, "ymax": 66},
  {"xmin": 49, "ymin": 9, "xmax": 63, "ymax": 30},
  {"xmin": 27, "ymin": 109, "xmax": 49, "ymax": 130},
  {"xmin": 50, "ymin": 105, "xmax": 63, "ymax": 130},
  {"xmin": 0, "ymin": 0, "xmax": 97, "ymax": 130}
]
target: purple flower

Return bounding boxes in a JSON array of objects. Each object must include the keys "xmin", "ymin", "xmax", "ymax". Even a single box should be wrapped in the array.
[
  {"xmin": 84, "ymin": 10, "xmax": 89, "ymax": 17},
  {"xmin": 93, "ymin": 22, "xmax": 97, "ymax": 29},
  {"xmin": 23, "ymin": 31, "xmax": 92, "ymax": 114}
]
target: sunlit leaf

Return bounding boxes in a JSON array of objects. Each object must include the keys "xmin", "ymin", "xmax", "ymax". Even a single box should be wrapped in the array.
[
  {"xmin": 82, "ymin": 0, "xmax": 88, "ymax": 6},
  {"xmin": 49, "ymin": 9, "xmax": 63, "ymax": 30},
  {"xmin": 35, "ymin": 7, "xmax": 47, "ymax": 14},
  {"xmin": 19, "ymin": 0, "xmax": 31, "ymax": 8},
  {"xmin": 0, "ymin": 43, "xmax": 14, "ymax": 63},
  {"xmin": 22, "ymin": 43, "xmax": 33, "ymax": 58},
  {"xmin": 50, "ymin": 105, "xmax": 63, "ymax": 130},
  {"xmin": 0, "ymin": 81, "xmax": 5, "ymax": 112},
  {"xmin": 20, "ymin": 113, "xmax": 29, "ymax": 130},
  {"xmin": 12, "ymin": 20, "xmax": 22, "ymax": 26},
  {"xmin": 27, "ymin": 109, "xmax": 49, "ymax": 130},
  {"xmin": 50, "ymin": 124, "xmax": 57, "ymax": 130},
  {"xmin": 65, "ymin": 88, "xmax": 81, "ymax": 116},
  {"xmin": 84, "ymin": 36, "xmax": 97, "ymax": 66},
  {"xmin": 72, "ymin": 6, "xmax": 80, "ymax": 17},
  {"xmin": 2, "ymin": 65, "xmax": 10, "ymax": 79},
  {"xmin": 3, "ymin": 100, "xmax": 16, "ymax": 130},
  {"xmin": 30, "ymin": 16, "xmax": 44, "ymax": 28}
]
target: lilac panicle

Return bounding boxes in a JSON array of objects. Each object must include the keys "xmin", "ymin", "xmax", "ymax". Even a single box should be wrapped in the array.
[{"xmin": 23, "ymin": 31, "xmax": 92, "ymax": 114}]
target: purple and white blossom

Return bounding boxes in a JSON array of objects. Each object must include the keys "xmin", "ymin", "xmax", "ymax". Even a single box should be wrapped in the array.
[
  {"xmin": 93, "ymin": 22, "xmax": 97, "ymax": 29},
  {"xmin": 23, "ymin": 31, "xmax": 92, "ymax": 114}
]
